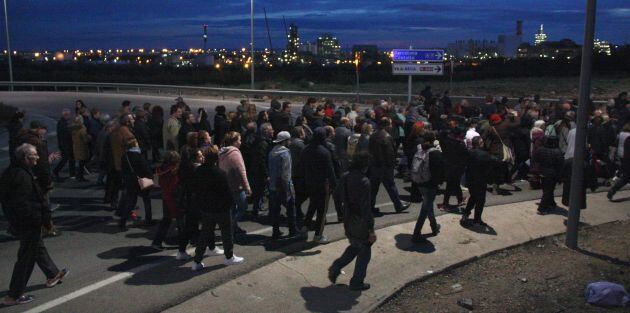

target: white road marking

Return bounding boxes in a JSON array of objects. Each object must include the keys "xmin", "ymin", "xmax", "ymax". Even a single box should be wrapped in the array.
[{"xmin": 23, "ymin": 201, "xmax": 395, "ymax": 312}]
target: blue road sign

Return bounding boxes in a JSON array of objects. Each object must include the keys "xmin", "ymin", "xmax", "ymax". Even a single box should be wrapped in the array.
[{"xmin": 392, "ymin": 49, "xmax": 444, "ymax": 62}]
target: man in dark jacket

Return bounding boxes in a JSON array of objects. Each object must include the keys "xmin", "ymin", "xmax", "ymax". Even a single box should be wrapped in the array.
[
  {"xmin": 328, "ymin": 152, "xmax": 375, "ymax": 291},
  {"xmin": 368, "ymin": 117, "xmax": 410, "ymax": 215},
  {"xmin": 246, "ymin": 123, "xmax": 274, "ymax": 217},
  {"xmin": 439, "ymin": 127, "xmax": 469, "ymax": 209},
  {"xmin": 301, "ymin": 127, "xmax": 337, "ymax": 244},
  {"xmin": 133, "ymin": 108, "xmax": 152, "ymax": 161},
  {"xmin": 53, "ymin": 109, "xmax": 75, "ymax": 180},
  {"xmin": 302, "ymin": 97, "xmax": 317, "ymax": 126},
  {"xmin": 461, "ymin": 136, "xmax": 495, "ymax": 225},
  {"xmin": 412, "ymin": 132, "xmax": 444, "ymax": 242},
  {"xmin": 533, "ymin": 136, "xmax": 564, "ymax": 214},
  {"xmin": 289, "ymin": 126, "xmax": 307, "ymax": 218},
  {"xmin": 177, "ymin": 111, "xmax": 197, "ymax": 150},
  {"xmin": 191, "ymin": 147, "xmax": 244, "ymax": 270},
  {"xmin": 2, "ymin": 143, "xmax": 68, "ymax": 306}
]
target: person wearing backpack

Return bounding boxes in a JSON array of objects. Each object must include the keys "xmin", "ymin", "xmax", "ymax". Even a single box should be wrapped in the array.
[
  {"xmin": 328, "ymin": 152, "xmax": 375, "ymax": 291},
  {"xmin": 411, "ymin": 131, "xmax": 444, "ymax": 243},
  {"xmin": 2, "ymin": 144, "xmax": 69, "ymax": 306}
]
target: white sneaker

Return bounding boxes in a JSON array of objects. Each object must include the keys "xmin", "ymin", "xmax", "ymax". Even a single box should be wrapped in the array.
[
  {"xmin": 209, "ymin": 247, "xmax": 224, "ymax": 256},
  {"xmin": 315, "ymin": 235, "xmax": 330, "ymax": 244},
  {"xmin": 224, "ymin": 255, "xmax": 244, "ymax": 265},
  {"xmin": 176, "ymin": 251, "xmax": 192, "ymax": 261},
  {"xmin": 191, "ymin": 262, "xmax": 204, "ymax": 271}
]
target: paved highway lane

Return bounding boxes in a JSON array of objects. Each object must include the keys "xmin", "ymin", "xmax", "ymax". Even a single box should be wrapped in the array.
[{"xmin": 0, "ymin": 166, "xmax": 572, "ymax": 313}]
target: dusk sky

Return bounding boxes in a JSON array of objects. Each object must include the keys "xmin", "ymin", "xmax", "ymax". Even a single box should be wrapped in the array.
[{"xmin": 4, "ymin": 0, "xmax": 630, "ymax": 51}]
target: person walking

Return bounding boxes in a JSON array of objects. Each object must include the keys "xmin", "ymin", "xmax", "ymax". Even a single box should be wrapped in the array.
[
  {"xmin": 532, "ymin": 136, "xmax": 564, "ymax": 214},
  {"xmin": 608, "ymin": 122, "xmax": 630, "ymax": 201},
  {"xmin": 163, "ymin": 105, "xmax": 182, "ymax": 151},
  {"xmin": 439, "ymin": 127, "xmax": 469, "ymax": 210},
  {"xmin": 110, "ymin": 114, "xmax": 136, "ymax": 211},
  {"xmin": 218, "ymin": 131, "xmax": 251, "ymax": 234},
  {"xmin": 247, "ymin": 123, "xmax": 274, "ymax": 217},
  {"xmin": 1, "ymin": 144, "xmax": 69, "ymax": 306},
  {"xmin": 301, "ymin": 128, "xmax": 337, "ymax": 244},
  {"xmin": 268, "ymin": 131, "xmax": 304, "ymax": 240},
  {"xmin": 53, "ymin": 109, "xmax": 76, "ymax": 180},
  {"xmin": 368, "ymin": 117, "xmax": 411, "ymax": 215},
  {"xmin": 191, "ymin": 146, "xmax": 244, "ymax": 270},
  {"xmin": 148, "ymin": 105, "xmax": 164, "ymax": 162},
  {"xmin": 70, "ymin": 116, "xmax": 91, "ymax": 182},
  {"xmin": 119, "ymin": 139, "xmax": 153, "ymax": 229},
  {"xmin": 151, "ymin": 151, "xmax": 187, "ymax": 255},
  {"xmin": 327, "ymin": 152, "xmax": 375, "ymax": 291},
  {"xmin": 289, "ymin": 126, "xmax": 308, "ymax": 219},
  {"xmin": 411, "ymin": 131, "xmax": 444, "ymax": 243},
  {"xmin": 460, "ymin": 136, "xmax": 495, "ymax": 226}
]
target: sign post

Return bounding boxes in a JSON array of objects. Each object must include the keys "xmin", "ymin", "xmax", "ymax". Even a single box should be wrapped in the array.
[{"xmin": 392, "ymin": 48, "xmax": 444, "ymax": 103}]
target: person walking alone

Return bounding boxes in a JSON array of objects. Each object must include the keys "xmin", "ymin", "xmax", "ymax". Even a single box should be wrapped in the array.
[
  {"xmin": 327, "ymin": 152, "xmax": 375, "ymax": 291},
  {"xmin": 1, "ymin": 144, "xmax": 69, "ymax": 306}
]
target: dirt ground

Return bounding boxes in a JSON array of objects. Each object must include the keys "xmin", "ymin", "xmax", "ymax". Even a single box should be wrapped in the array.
[{"xmin": 374, "ymin": 220, "xmax": 630, "ymax": 313}]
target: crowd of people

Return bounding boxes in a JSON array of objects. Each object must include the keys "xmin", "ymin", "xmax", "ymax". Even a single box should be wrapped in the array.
[{"xmin": 2, "ymin": 89, "xmax": 630, "ymax": 303}]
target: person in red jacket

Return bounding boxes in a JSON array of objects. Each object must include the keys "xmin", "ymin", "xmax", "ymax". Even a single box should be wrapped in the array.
[{"xmin": 151, "ymin": 151, "xmax": 188, "ymax": 256}]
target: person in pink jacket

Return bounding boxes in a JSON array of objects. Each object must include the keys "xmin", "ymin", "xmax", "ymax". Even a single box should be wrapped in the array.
[{"xmin": 219, "ymin": 131, "xmax": 251, "ymax": 234}]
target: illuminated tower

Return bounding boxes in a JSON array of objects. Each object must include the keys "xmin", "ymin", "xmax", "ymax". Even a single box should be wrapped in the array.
[
  {"xmin": 287, "ymin": 23, "xmax": 299, "ymax": 63},
  {"xmin": 534, "ymin": 24, "xmax": 547, "ymax": 45},
  {"xmin": 202, "ymin": 24, "xmax": 208, "ymax": 51}
]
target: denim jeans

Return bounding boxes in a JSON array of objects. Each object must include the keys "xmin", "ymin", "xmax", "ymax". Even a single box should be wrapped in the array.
[
  {"xmin": 329, "ymin": 238, "xmax": 372, "ymax": 287},
  {"xmin": 231, "ymin": 190, "xmax": 248, "ymax": 228},
  {"xmin": 413, "ymin": 187, "xmax": 438, "ymax": 236}
]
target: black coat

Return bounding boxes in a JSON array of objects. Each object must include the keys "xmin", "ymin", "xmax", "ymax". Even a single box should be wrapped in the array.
[
  {"xmin": 439, "ymin": 133, "xmax": 469, "ymax": 175},
  {"xmin": 121, "ymin": 150, "xmax": 152, "ymax": 193},
  {"xmin": 213, "ymin": 114, "xmax": 229, "ymax": 146},
  {"xmin": 56, "ymin": 118, "xmax": 73, "ymax": 154},
  {"xmin": 465, "ymin": 148, "xmax": 494, "ymax": 185},
  {"xmin": 0, "ymin": 164, "xmax": 49, "ymax": 227},
  {"xmin": 177, "ymin": 122, "xmax": 197, "ymax": 150},
  {"xmin": 417, "ymin": 149, "xmax": 445, "ymax": 188},
  {"xmin": 147, "ymin": 115, "xmax": 164, "ymax": 149},
  {"xmin": 300, "ymin": 128, "xmax": 336, "ymax": 190},
  {"xmin": 533, "ymin": 146, "xmax": 564, "ymax": 179},
  {"xmin": 289, "ymin": 138, "xmax": 305, "ymax": 179},
  {"xmin": 340, "ymin": 170, "xmax": 374, "ymax": 240},
  {"xmin": 16, "ymin": 130, "xmax": 51, "ymax": 191},
  {"xmin": 192, "ymin": 163, "xmax": 233, "ymax": 214},
  {"xmin": 134, "ymin": 119, "xmax": 152, "ymax": 153},
  {"xmin": 245, "ymin": 135, "xmax": 271, "ymax": 182},
  {"xmin": 368, "ymin": 129, "xmax": 396, "ymax": 168}
]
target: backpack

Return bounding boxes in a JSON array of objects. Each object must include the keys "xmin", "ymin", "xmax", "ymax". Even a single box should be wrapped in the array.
[{"xmin": 411, "ymin": 146, "xmax": 435, "ymax": 184}]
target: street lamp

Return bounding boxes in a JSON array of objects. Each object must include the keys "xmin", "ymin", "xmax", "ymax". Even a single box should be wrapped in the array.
[{"xmin": 3, "ymin": 0, "xmax": 13, "ymax": 90}]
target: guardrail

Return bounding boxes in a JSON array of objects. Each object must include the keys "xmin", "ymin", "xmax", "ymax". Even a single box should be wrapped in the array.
[{"xmin": 0, "ymin": 81, "xmax": 606, "ymax": 104}]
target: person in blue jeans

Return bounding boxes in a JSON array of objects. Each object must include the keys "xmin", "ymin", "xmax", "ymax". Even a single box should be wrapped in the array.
[
  {"xmin": 411, "ymin": 132, "xmax": 445, "ymax": 243},
  {"xmin": 328, "ymin": 152, "xmax": 375, "ymax": 291},
  {"xmin": 268, "ymin": 131, "xmax": 306, "ymax": 240},
  {"xmin": 218, "ymin": 131, "xmax": 252, "ymax": 234}
]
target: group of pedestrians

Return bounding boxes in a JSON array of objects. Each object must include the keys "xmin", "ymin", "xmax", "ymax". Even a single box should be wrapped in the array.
[{"xmin": 2, "ymin": 89, "xmax": 630, "ymax": 303}]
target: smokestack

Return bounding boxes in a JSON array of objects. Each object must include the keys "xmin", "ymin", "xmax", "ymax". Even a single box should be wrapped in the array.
[{"xmin": 516, "ymin": 20, "xmax": 523, "ymax": 36}]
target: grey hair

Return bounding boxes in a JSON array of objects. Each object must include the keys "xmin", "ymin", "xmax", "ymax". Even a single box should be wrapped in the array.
[
  {"xmin": 260, "ymin": 122, "xmax": 273, "ymax": 133},
  {"xmin": 15, "ymin": 143, "xmax": 37, "ymax": 161}
]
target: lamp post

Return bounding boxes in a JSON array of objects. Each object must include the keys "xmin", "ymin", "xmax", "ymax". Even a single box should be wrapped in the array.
[
  {"xmin": 250, "ymin": 0, "xmax": 254, "ymax": 90},
  {"xmin": 565, "ymin": 0, "xmax": 596, "ymax": 249},
  {"xmin": 3, "ymin": 0, "xmax": 13, "ymax": 90}
]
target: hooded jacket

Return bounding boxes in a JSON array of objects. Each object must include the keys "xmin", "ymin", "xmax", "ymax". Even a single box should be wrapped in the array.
[
  {"xmin": 218, "ymin": 146, "xmax": 251, "ymax": 194},
  {"xmin": 71, "ymin": 122, "xmax": 91, "ymax": 161},
  {"xmin": 300, "ymin": 128, "xmax": 336, "ymax": 190},
  {"xmin": 268, "ymin": 144, "xmax": 292, "ymax": 194}
]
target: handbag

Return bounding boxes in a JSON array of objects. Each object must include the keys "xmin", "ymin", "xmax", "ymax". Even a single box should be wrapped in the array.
[
  {"xmin": 125, "ymin": 153, "xmax": 154, "ymax": 190},
  {"xmin": 493, "ymin": 127, "xmax": 514, "ymax": 165}
]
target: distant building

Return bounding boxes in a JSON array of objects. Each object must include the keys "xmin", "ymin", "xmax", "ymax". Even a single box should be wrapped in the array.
[
  {"xmin": 352, "ymin": 45, "xmax": 378, "ymax": 65},
  {"xmin": 447, "ymin": 20, "xmax": 521, "ymax": 58},
  {"xmin": 517, "ymin": 38, "xmax": 580, "ymax": 59},
  {"xmin": 299, "ymin": 41, "xmax": 317, "ymax": 55},
  {"xmin": 534, "ymin": 24, "xmax": 548, "ymax": 46},
  {"xmin": 286, "ymin": 23, "xmax": 299, "ymax": 63},
  {"xmin": 497, "ymin": 20, "xmax": 523, "ymax": 58},
  {"xmin": 594, "ymin": 39, "xmax": 611, "ymax": 56},
  {"xmin": 317, "ymin": 33, "xmax": 340, "ymax": 60}
]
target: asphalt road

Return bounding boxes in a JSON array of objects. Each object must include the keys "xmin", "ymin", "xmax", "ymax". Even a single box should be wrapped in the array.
[{"xmin": 0, "ymin": 91, "xmax": 615, "ymax": 313}]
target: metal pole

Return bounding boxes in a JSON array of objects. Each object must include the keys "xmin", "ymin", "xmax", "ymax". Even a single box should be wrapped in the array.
[
  {"xmin": 250, "ymin": 0, "xmax": 255, "ymax": 90},
  {"xmin": 407, "ymin": 45, "xmax": 412, "ymax": 104},
  {"xmin": 566, "ymin": 0, "xmax": 596, "ymax": 249},
  {"xmin": 3, "ymin": 0, "xmax": 13, "ymax": 91}
]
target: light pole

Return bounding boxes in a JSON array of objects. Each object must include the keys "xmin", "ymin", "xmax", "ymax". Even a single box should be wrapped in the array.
[
  {"xmin": 250, "ymin": 0, "xmax": 254, "ymax": 90},
  {"xmin": 3, "ymin": 0, "xmax": 13, "ymax": 90},
  {"xmin": 566, "ymin": 0, "xmax": 596, "ymax": 249}
]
